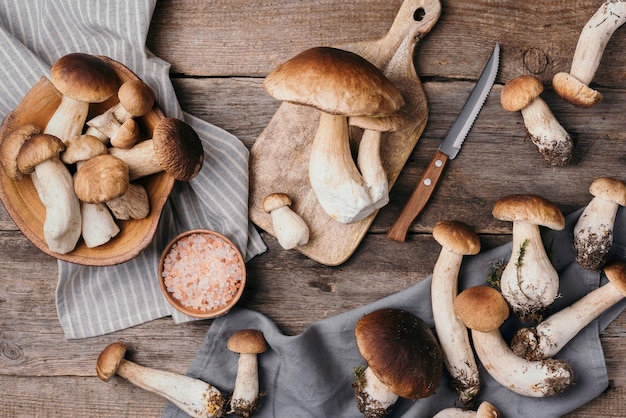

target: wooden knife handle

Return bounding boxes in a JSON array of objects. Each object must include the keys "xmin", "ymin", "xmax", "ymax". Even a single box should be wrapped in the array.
[{"xmin": 387, "ymin": 149, "xmax": 449, "ymax": 242}]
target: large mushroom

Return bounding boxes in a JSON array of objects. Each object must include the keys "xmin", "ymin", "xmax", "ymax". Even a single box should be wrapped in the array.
[
  {"xmin": 454, "ymin": 286, "xmax": 574, "ymax": 397},
  {"xmin": 353, "ymin": 308, "xmax": 442, "ymax": 418},
  {"xmin": 430, "ymin": 220, "xmax": 481, "ymax": 404},
  {"xmin": 500, "ymin": 75, "xmax": 573, "ymax": 166},
  {"xmin": 511, "ymin": 260, "xmax": 626, "ymax": 361},
  {"xmin": 263, "ymin": 46, "xmax": 404, "ymax": 224},
  {"xmin": 96, "ymin": 342, "xmax": 226, "ymax": 418},
  {"xmin": 553, "ymin": 0, "xmax": 626, "ymax": 108},
  {"xmin": 227, "ymin": 329, "xmax": 268, "ymax": 417},
  {"xmin": 492, "ymin": 194, "xmax": 565, "ymax": 320},
  {"xmin": 573, "ymin": 176, "xmax": 626, "ymax": 271},
  {"xmin": 262, "ymin": 193, "xmax": 309, "ymax": 250}
]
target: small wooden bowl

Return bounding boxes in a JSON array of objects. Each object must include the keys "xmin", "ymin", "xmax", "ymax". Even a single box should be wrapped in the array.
[
  {"xmin": 0, "ymin": 56, "xmax": 175, "ymax": 266},
  {"xmin": 158, "ymin": 229, "xmax": 246, "ymax": 319}
]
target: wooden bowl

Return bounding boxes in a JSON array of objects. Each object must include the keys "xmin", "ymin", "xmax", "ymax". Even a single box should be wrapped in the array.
[
  {"xmin": 158, "ymin": 229, "xmax": 246, "ymax": 319},
  {"xmin": 0, "ymin": 56, "xmax": 175, "ymax": 266}
]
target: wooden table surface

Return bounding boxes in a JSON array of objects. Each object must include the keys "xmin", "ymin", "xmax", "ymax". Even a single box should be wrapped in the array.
[{"xmin": 1, "ymin": 0, "xmax": 625, "ymax": 416}]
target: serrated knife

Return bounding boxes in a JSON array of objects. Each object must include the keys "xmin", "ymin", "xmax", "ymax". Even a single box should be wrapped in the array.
[{"xmin": 387, "ymin": 43, "xmax": 500, "ymax": 242}]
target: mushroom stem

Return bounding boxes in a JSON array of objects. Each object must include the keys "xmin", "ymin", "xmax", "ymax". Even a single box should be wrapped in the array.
[
  {"xmin": 230, "ymin": 353, "xmax": 260, "ymax": 416},
  {"xmin": 80, "ymin": 201, "xmax": 120, "ymax": 248},
  {"xmin": 573, "ymin": 196, "xmax": 617, "ymax": 270},
  {"xmin": 354, "ymin": 366, "xmax": 398, "ymax": 418},
  {"xmin": 357, "ymin": 129, "xmax": 389, "ymax": 209},
  {"xmin": 44, "ymin": 95, "xmax": 90, "ymax": 144},
  {"xmin": 109, "ymin": 140, "xmax": 161, "ymax": 180}
]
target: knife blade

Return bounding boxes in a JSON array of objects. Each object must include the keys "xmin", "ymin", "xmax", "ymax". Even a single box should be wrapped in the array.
[{"xmin": 387, "ymin": 43, "xmax": 500, "ymax": 242}]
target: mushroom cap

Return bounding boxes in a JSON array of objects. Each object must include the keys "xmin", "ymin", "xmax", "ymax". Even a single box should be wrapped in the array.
[
  {"xmin": 552, "ymin": 72, "xmax": 602, "ymax": 108},
  {"xmin": 604, "ymin": 260, "xmax": 626, "ymax": 296},
  {"xmin": 74, "ymin": 154, "xmax": 129, "ymax": 203},
  {"xmin": 355, "ymin": 308, "xmax": 443, "ymax": 399},
  {"xmin": 50, "ymin": 53, "xmax": 118, "ymax": 103},
  {"xmin": 110, "ymin": 119, "xmax": 140, "ymax": 149},
  {"xmin": 492, "ymin": 194, "xmax": 565, "ymax": 231},
  {"xmin": 227, "ymin": 329, "xmax": 268, "ymax": 354},
  {"xmin": 453, "ymin": 286, "xmax": 509, "ymax": 332},
  {"xmin": 96, "ymin": 342, "xmax": 127, "ymax": 382},
  {"xmin": 152, "ymin": 117, "xmax": 204, "ymax": 181},
  {"xmin": 62, "ymin": 134, "xmax": 108, "ymax": 164},
  {"xmin": 433, "ymin": 220, "xmax": 481, "ymax": 256},
  {"xmin": 16, "ymin": 133, "xmax": 66, "ymax": 174},
  {"xmin": 117, "ymin": 79, "xmax": 156, "ymax": 117},
  {"xmin": 263, "ymin": 192, "xmax": 292, "ymax": 213},
  {"xmin": 0, "ymin": 123, "xmax": 41, "ymax": 180},
  {"xmin": 500, "ymin": 75, "xmax": 544, "ymax": 112},
  {"xmin": 263, "ymin": 46, "xmax": 404, "ymax": 117},
  {"xmin": 589, "ymin": 176, "xmax": 626, "ymax": 207}
]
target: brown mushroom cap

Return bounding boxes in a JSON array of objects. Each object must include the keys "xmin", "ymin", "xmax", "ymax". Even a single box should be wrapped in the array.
[
  {"xmin": 50, "ymin": 53, "xmax": 118, "ymax": 103},
  {"xmin": 117, "ymin": 79, "xmax": 156, "ymax": 117},
  {"xmin": 152, "ymin": 117, "xmax": 204, "ymax": 181},
  {"xmin": 433, "ymin": 220, "xmax": 481, "ymax": 256},
  {"xmin": 589, "ymin": 176, "xmax": 626, "ymax": 207},
  {"xmin": 263, "ymin": 46, "xmax": 404, "ymax": 117},
  {"xmin": 552, "ymin": 72, "xmax": 602, "ymax": 108},
  {"xmin": 0, "ymin": 123, "xmax": 41, "ymax": 180},
  {"xmin": 16, "ymin": 133, "xmax": 66, "ymax": 174},
  {"xmin": 96, "ymin": 342, "xmax": 127, "ymax": 382},
  {"xmin": 604, "ymin": 260, "xmax": 626, "ymax": 296},
  {"xmin": 453, "ymin": 286, "xmax": 510, "ymax": 333},
  {"xmin": 227, "ymin": 329, "xmax": 268, "ymax": 354},
  {"xmin": 355, "ymin": 308, "xmax": 443, "ymax": 400},
  {"xmin": 263, "ymin": 192, "xmax": 292, "ymax": 213},
  {"xmin": 74, "ymin": 154, "xmax": 129, "ymax": 203},
  {"xmin": 500, "ymin": 75, "xmax": 544, "ymax": 112},
  {"xmin": 492, "ymin": 194, "xmax": 565, "ymax": 231}
]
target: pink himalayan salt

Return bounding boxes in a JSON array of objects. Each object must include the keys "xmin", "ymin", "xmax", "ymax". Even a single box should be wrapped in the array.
[{"xmin": 162, "ymin": 232, "xmax": 243, "ymax": 311}]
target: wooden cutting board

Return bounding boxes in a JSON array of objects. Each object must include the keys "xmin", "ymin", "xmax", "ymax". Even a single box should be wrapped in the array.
[{"xmin": 249, "ymin": 0, "xmax": 441, "ymax": 265}]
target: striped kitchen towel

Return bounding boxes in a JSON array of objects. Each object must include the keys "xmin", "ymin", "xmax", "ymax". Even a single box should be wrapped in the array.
[{"xmin": 0, "ymin": 0, "xmax": 266, "ymax": 339}]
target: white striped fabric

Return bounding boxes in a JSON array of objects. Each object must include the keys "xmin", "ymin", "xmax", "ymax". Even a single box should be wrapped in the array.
[{"xmin": 0, "ymin": 0, "xmax": 266, "ymax": 339}]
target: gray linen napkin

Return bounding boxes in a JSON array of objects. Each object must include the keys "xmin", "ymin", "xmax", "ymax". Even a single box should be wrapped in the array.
[
  {"xmin": 0, "ymin": 0, "xmax": 266, "ymax": 339},
  {"xmin": 164, "ymin": 207, "xmax": 626, "ymax": 418}
]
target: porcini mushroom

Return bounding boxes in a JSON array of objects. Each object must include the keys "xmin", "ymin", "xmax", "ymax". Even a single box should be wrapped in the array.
[
  {"xmin": 262, "ymin": 193, "xmax": 309, "ymax": 249},
  {"xmin": 432, "ymin": 400, "xmax": 501, "ymax": 418},
  {"xmin": 454, "ymin": 286, "xmax": 573, "ymax": 397},
  {"xmin": 227, "ymin": 329, "xmax": 268, "ymax": 417},
  {"xmin": 553, "ymin": 0, "xmax": 626, "ymax": 107},
  {"xmin": 110, "ymin": 118, "xmax": 140, "ymax": 149},
  {"xmin": 573, "ymin": 176, "xmax": 626, "ymax": 271},
  {"xmin": 74, "ymin": 154, "xmax": 130, "ymax": 205},
  {"xmin": 111, "ymin": 79, "xmax": 156, "ymax": 123},
  {"xmin": 263, "ymin": 46, "xmax": 404, "ymax": 224},
  {"xmin": 0, "ymin": 123, "xmax": 41, "ymax": 181},
  {"xmin": 353, "ymin": 308, "xmax": 442, "ymax": 418},
  {"xmin": 45, "ymin": 53, "xmax": 118, "ymax": 143},
  {"xmin": 492, "ymin": 194, "xmax": 565, "ymax": 320},
  {"xmin": 511, "ymin": 260, "xmax": 626, "ymax": 361},
  {"xmin": 109, "ymin": 117, "xmax": 203, "ymax": 181},
  {"xmin": 16, "ymin": 133, "xmax": 81, "ymax": 254},
  {"xmin": 96, "ymin": 342, "xmax": 226, "ymax": 418},
  {"xmin": 501, "ymin": 75, "xmax": 573, "ymax": 166},
  {"xmin": 106, "ymin": 183, "xmax": 150, "ymax": 220},
  {"xmin": 431, "ymin": 220, "xmax": 481, "ymax": 404}
]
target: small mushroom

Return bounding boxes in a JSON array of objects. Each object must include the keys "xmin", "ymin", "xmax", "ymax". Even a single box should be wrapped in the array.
[
  {"xmin": 432, "ymin": 401, "xmax": 501, "ymax": 418},
  {"xmin": 431, "ymin": 220, "xmax": 481, "ymax": 405},
  {"xmin": 0, "ymin": 123, "xmax": 41, "ymax": 181},
  {"xmin": 111, "ymin": 79, "xmax": 156, "ymax": 123},
  {"xmin": 553, "ymin": 0, "xmax": 626, "ymax": 107},
  {"xmin": 353, "ymin": 308, "xmax": 442, "ymax": 418},
  {"xmin": 110, "ymin": 118, "xmax": 140, "ymax": 149},
  {"xmin": 227, "ymin": 329, "xmax": 268, "ymax": 417},
  {"xmin": 501, "ymin": 75, "xmax": 573, "ymax": 166},
  {"xmin": 454, "ymin": 286, "xmax": 573, "ymax": 397},
  {"xmin": 573, "ymin": 176, "xmax": 626, "ymax": 271},
  {"xmin": 262, "ymin": 193, "xmax": 309, "ymax": 249},
  {"xmin": 106, "ymin": 183, "xmax": 150, "ymax": 220},
  {"xmin": 511, "ymin": 260, "xmax": 626, "ymax": 361},
  {"xmin": 109, "ymin": 117, "xmax": 203, "ymax": 181},
  {"xmin": 96, "ymin": 342, "xmax": 226, "ymax": 418},
  {"xmin": 492, "ymin": 194, "xmax": 565, "ymax": 320},
  {"xmin": 263, "ymin": 46, "xmax": 404, "ymax": 224},
  {"xmin": 86, "ymin": 110, "xmax": 122, "ymax": 140}
]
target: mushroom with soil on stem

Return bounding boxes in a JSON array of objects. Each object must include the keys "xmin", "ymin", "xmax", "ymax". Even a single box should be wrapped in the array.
[
  {"xmin": 96, "ymin": 342, "xmax": 226, "ymax": 418},
  {"xmin": 16, "ymin": 133, "xmax": 81, "ymax": 254},
  {"xmin": 492, "ymin": 194, "xmax": 565, "ymax": 321},
  {"xmin": 432, "ymin": 400, "xmax": 501, "ymax": 418},
  {"xmin": 511, "ymin": 260, "xmax": 626, "ymax": 361},
  {"xmin": 353, "ymin": 308, "xmax": 443, "ymax": 418},
  {"xmin": 0, "ymin": 123, "xmax": 41, "ymax": 181},
  {"xmin": 553, "ymin": 0, "xmax": 626, "ymax": 108},
  {"xmin": 454, "ymin": 286, "xmax": 574, "ymax": 397},
  {"xmin": 500, "ymin": 75, "xmax": 573, "ymax": 166},
  {"xmin": 573, "ymin": 176, "xmax": 626, "ymax": 271},
  {"xmin": 263, "ymin": 46, "xmax": 404, "ymax": 224},
  {"xmin": 108, "ymin": 117, "xmax": 203, "ymax": 181},
  {"xmin": 430, "ymin": 220, "xmax": 481, "ymax": 405},
  {"xmin": 263, "ymin": 193, "xmax": 309, "ymax": 250},
  {"xmin": 227, "ymin": 329, "xmax": 268, "ymax": 417}
]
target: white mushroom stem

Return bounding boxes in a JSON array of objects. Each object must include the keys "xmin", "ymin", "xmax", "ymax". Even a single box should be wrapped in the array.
[
  {"xmin": 44, "ymin": 95, "xmax": 89, "ymax": 144},
  {"xmin": 500, "ymin": 221, "xmax": 560, "ymax": 318},
  {"xmin": 84, "ymin": 125, "xmax": 109, "ymax": 143},
  {"xmin": 309, "ymin": 112, "xmax": 374, "ymax": 224},
  {"xmin": 230, "ymin": 353, "xmax": 260, "ymax": 412},
  {"xmin": 87, "ymin": 110, "xmax": 122, "ymax": 139},
  {"xmin": 268, "ymin": 205, "xmax": 309, "ymax": 249},
  {"xmin": 109, "ymin": 140, "xmax": 161, "ymax": 180},
  {"xmin": 431, "ymin": 248, "xmax": 480, "ymax": 404},
  {"xmin": 80, "ymin": 201, "xmax": 120, "ymax": 248},
  {"xmin": 573, "ymin": 195, "xmax": 618, "ymax": 270},
  {"xmin": 357, "ymin": 129, "xmax": 389, "ymax": 209},
  {"xmin": 511, "ymin": 280, "xmax": 624, "ymax": 361},
  {"xmin": 356, "ymin": 366, "xmax": 398, "ymax": 415},
  {"xmin": 115, "ymin": 358, "xmax": 225, "ymax": 418}
]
